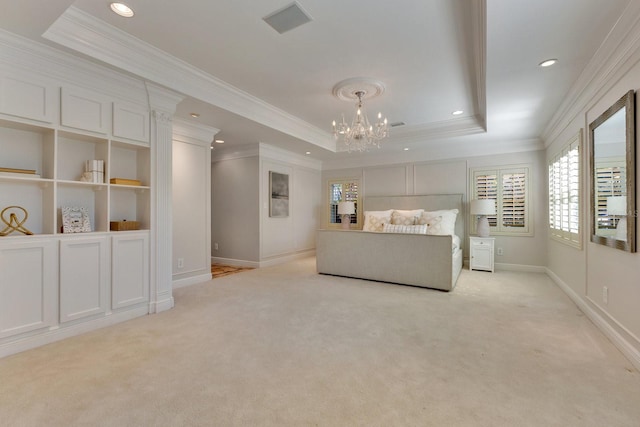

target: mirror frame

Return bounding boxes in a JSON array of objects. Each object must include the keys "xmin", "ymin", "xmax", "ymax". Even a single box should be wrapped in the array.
[{"xmin": 589, "ymin": 90, "xmax": 636, "ymax": 252}]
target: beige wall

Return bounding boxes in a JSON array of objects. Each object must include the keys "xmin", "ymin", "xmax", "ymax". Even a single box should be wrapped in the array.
[
  {"xmin": 545, "ymin": 45, "xmax": 640, "ymax": 364},
  {"xmin": 322, "ymin": 151, "xmax": 547, "ymax": 268}
]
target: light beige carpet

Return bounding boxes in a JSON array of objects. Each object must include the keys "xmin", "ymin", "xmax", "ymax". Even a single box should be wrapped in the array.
[{"xmin": 1, "ymin": 256, "xmax": 639, "ymax": 426}]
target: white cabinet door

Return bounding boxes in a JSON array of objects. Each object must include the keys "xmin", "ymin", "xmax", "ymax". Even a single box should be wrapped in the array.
[
  {"xmin": 470, "ymin": 237, "xmax": 495, "ymax": 272},
  {"xmin": 60, "ymin": 86, "xmax": 109, "ymax": 134},
  {"xmin": 0, "ymin": 239, "xmax": 57, "ymax": 338},
  {"xmin": 0, "ymin": 74, "xmax": 57, "ymax": 123},
  {"xmin": 113, "ymin": 102, "xmax": 150, "ymax": 144},
  {"xmin": 112, "ymin": 232, "xmax": 149, "ymax": 310},
  {"xmin": 59, "ymin": 236, "xmax": 109, "ymax": 323}
]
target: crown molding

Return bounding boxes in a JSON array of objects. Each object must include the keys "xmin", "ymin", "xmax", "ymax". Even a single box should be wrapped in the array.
[
  {"xmin": 173, "ymin": 118, "xmax": 220, "ymax": 145},
  {"xmin": 0, "ymin": 28, "xmax": 148, "ymax": 107},
  {"xmin": 42, "ymin": 6, "xmax": 335, "ymax": 152},
  {"xmin": 371, "ymin": 115, "xmax": 486, "ymax": 150},
  {"xmin": 323, "ymin": 137, "xmax": 542, "ymax": 171},
  {"xmin": 471, "ymin": 0, "xmax": 487, "ymax": 128},
  {"xmin": 542, "ymin": 1, "xmax": 640, "ymax": 146},
  {"xmin": 211, "ymin": 144, "xmax": 260, "ymax": 163},
  {"xmin": 259, "ymin": 143, "xmax": 322, "ymax": 171}
]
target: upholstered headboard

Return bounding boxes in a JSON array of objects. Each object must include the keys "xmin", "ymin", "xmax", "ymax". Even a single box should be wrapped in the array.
[{"xmin": 363, "ymin": 194, "xmax": 464, "ymax": 241}]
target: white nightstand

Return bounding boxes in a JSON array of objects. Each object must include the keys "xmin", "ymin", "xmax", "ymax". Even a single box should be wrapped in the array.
[{"xmin": 469, "ymin": 236, "xmax": 495, "ymax": 272}]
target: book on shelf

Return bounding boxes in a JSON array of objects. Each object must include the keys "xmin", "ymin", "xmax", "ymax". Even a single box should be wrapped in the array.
[
  {"xmin": 0, "ymin": 170, "xmax": 41, "ymax": 178},
  {"xmin": 0, "ymin": 167, "xmax": 37, "ymax": 174},
  {"xmin": 110, "ymin": 178, "xmax": 142, "ymax": 186}
]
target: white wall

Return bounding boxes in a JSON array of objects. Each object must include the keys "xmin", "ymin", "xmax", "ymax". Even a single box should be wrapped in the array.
[
  {"xmin": 544, "ymin": 3, "xmax": 640, "ymax": 369},
  {"xmin": 211, "ymin": 154, "xmax": 260, "ymax": 265},
  {"xmin": 172, "ymin": 120, "xmax": 218, "ymax": 288},
  {"xmin": 322, "ymin": 151, "xmax": 547, "ymax": 268},
  {"xmin": 211, "ymin": 144, "xmax": 321, "ymax": 267}
]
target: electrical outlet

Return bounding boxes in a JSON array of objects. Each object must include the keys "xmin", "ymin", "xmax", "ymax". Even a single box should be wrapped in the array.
[
  {"xmin": 603, "ymin": 286, "xmax": 608, "ymax": 304},
  {"xmin": 214, "ymin": 243, "xmax": 219, "ymax": 250},
  {"xmin": 497, "ymin": 247, "xmax": 504, "ymax": 256},
  {"xmin": 177, "ymin": 258, "xmax": 184, "ymax": 269}
]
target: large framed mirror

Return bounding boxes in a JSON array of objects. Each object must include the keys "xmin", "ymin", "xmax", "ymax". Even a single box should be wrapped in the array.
[{"xmin": 589, "ymin": 90, "xmax": 636, "ymax": 252}]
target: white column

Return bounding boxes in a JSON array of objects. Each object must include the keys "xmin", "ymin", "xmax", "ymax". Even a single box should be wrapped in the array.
[{"xmin": 146, "ymin": 83, "xmax": 185, "ymax": 313}]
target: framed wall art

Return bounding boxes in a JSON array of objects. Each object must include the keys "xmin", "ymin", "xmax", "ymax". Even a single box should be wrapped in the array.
[
  {"xmin": 61, "ymin": 206, "xmax": 92, "ymax": 233},
  {"xmin": 269, "ymin": 171, "xmax": 289, "ymax": 217}
]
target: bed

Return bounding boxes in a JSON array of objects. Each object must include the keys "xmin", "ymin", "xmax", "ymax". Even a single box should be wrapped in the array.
[{"xmin": 316, "ymin": 194, "xmax": 464, "ymax": 291}]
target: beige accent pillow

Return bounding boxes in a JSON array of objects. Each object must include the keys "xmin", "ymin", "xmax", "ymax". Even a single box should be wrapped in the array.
[
  {"xmin": 390, "ymin": 209, "xmax": 424, "ymax": 226},
  {"xmin": 363, "ymin": 210, "xmax": 393, "ymax": 232},
  {"xmin": 382, "ymin": 223, "xmax": 428, "ymax": 234},
  {"xmin": 418, "ymin": 209, "xmax": 459, "ymax": 236}
]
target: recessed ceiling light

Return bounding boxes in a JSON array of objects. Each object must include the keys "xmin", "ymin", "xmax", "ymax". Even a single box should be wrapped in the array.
[
  {"xmin": 539, "ymin": 58, "xmax": 558, "ymax": 67},
  {"xmin": 452, "ymin": 110, "xmax": 464, "ymax": 116},
  {"xmin": 215, "ymin": 140, "xmax": 224, "ymax": 144},
  {"xmin": 190, "ymin": 113, "xmax": 200, "ymax": 118},
  {"xmin": 403, "ymin": 148, "xmax": 409, "ymax": 151},
  {"xmin": 110, "ymin": 3, "xmax": 134, "ymax": 17},
  {"xmin": 305, "ymin": 151, "xmax": 311, "ymax": 155}
]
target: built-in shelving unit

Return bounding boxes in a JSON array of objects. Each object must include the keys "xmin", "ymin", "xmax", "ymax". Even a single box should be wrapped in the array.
[{"xmin": 0, "ymin": 69, "xmax": 154, "ymax": 356}]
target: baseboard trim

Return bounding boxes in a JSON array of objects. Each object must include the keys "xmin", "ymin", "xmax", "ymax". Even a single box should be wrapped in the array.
[
  {"xmin": 212, "ymin": 250, "xmax": 316, "ymax": 268},
  {"xmin": 211, "ymin": 256, "xmax": 260, "ymax": 269},
  {"xmin": 545, "ymin": 267, "xmax": 640, "ymax": 372},
  {"xmin": 173, "ymin": 272, "xmax": 212, "ymax": 289},
  {"xmin": 259, "ymin": 249, "xmax": 316, "ymax": 268},
  {"xmin": 463, "ymin": 259, "xmax": 545, "ymax": 273},
  {"xmin": 0, "ymin": 306, "xmax": 149, "ymax": 358}
]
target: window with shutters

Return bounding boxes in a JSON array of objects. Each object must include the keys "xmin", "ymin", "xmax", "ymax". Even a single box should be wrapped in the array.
[
  {"xmin": 549, "ymin": 131, "xmax": 581, "ymax": 248},
  {"xmin": 328, "ymin": 178, "xmax": 360, "ymax": 228},
  {"xmin": 471, "ymin": 166, "xmax": 532, "ymax": 236}
]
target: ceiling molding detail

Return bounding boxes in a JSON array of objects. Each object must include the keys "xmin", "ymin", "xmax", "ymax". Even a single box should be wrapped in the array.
[
  {"xmin": 541, "ymin": 1, "xmax": 640, "ymax": 146},
  {"xmin": 470, "ymin": 0, "xmax": 487, "ymax": 128},
  {"xmin": 0, "ymin": 28, "xmax": 148, "ymax": 107},
  {"xmin": 43, "ymin": 6, "xmax": 336, "ymax": 152},
  {"xmin": 211, "ymin": 145, "xmax": 260, "ymax": 163},
  {"xmin": 173, "ymin": 118, "xmax": 220, "ymax": 145},
  {"xmin": 259, "ymin": 143, "xmax": 322, "ymax": 171}
]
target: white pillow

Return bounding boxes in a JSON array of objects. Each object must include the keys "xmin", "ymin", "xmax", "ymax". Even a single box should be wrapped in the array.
[
  {"xmin": 382, "ymin": 223, "xmax": 428, "ymax": 234},
  {"xmin": 363, "ymin": 210, "xmax": 393, "ymax": 232},
  {"xmin": 418, "ymin": 209, "xmax": 458, "ymax": 236},
  {"xmin": 390, "ymin": 209, "xmax": 424, "ymax": 226}
]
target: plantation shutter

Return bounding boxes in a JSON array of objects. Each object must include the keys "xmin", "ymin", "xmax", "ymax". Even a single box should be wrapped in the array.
[
  {"xmin": 501, "ymin": 172, "xmax": 526, "ymax": 228},
  {"xmin": 474, "ymin": 172, "xmax": 498, "ymax": 227},
  {"xmin": 329, "ymin": 179, "xmax": 359, "ymax": 226},
  {"xmin": 549, "ymin": 133, "xmax": 581, "ymax": 247},
  {"xmin": 472, "ymin": 166, "xmax": 531, "ymax": 235},
  {"xmin": 595, "ymin": 163, "xmax": 625, "ymax": 230}
]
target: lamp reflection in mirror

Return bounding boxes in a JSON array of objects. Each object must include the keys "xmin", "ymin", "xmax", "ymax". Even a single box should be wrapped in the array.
[
  {"xmin": 607, "ymin": 195, "xmax": 627, "ymax": 241},
  {"xmin": 471, "ymin": 199, "xmax": 496, "ymax": 237},
  {"xmin": 338, "ymin": 201, "xmax": 355, "ymax": 230}
]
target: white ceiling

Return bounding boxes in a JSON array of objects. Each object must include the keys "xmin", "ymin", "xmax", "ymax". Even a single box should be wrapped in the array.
[{"xmin": 0, "ymin": 0, "xmax": 632, "ymax": 163}]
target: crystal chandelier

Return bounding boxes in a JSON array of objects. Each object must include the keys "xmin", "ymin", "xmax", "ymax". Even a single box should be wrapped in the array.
[{"xmin": 332, "ymin": 90, "xmax": 389, "ymax": 153}]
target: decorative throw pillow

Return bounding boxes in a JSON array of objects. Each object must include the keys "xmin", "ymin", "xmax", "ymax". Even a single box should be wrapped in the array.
[
  {"xmin": 363, "ymin": 210, "xmax": 393, "ymax": 232},
  {"xmin": 418, "ymin": 209, "xmax": 458, "ymax": 236},
  {"xmin": 382, "ymin": 223, "xmax": 428, "ymax": 234},
  {"xmin": 390, "ymin": 209, "xmax": 424, "ymax": 226}
]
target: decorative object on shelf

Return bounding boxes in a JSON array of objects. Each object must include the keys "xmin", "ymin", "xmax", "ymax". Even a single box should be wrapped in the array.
[
  {"xmin": 607, "ymin": 195, "xmax": 628, "ymax": 241},
  {"xmin": 470, "ymin": 199, "xmax": 496, "ymax": 237},
  {"xmin": 331, "ymin": 78, "xmax": 389, "ymax": 152},
  {"xmin": 269, "ymin": 171, "xmax": 289, "ymax": 217},
  {"xmin": 61, "ymin": 206, "xmax": 91, "ymax": 233},
  {"xmin": 110, "ymin": 220, "xmax": 140, "ymax": 231},
  {"xmin": 0, "ymin": 167, "xmax": 40, "ymax": 178},
  {"xmin": 0, "ymin": 206, "xmax": 33, "ymax": 236},
  {"xmin": 80, "ymin": 160, "xmax": 104, "ymax": 183},
  {"xmin": 110, "ymin": 178, "xmax": 142, "ymax": 186},
  {"xmin": 337, "ymin": 201, "xmax": 355, "ymax": 229}
]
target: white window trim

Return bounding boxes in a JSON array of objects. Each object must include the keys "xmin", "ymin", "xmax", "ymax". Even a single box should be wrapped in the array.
[
  {"xmin": 548, "ymin": 130, "xmax": 582, "ymax": 249},
  {"xmin": 470, "ymin": 164, "xmax": 533, "ymax": 236}
]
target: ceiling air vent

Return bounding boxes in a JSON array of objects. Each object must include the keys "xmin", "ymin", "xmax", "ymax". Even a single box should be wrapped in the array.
[
  {"xmin": 390, "ymin": 122, "xmax": 406, "ymax": 128},
  {"xmin": 263, "ymin": 2, "xmax": 313, "ymax": 34}
]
